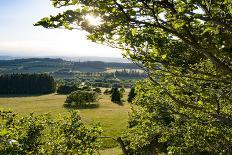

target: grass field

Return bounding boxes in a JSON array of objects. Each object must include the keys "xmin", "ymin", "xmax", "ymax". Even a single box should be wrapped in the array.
[{"xmin": 0, "ymin": 91, "xmax": 131, "ymax": 154}]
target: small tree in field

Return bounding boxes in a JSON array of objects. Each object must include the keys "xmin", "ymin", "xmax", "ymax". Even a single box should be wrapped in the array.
[
  {"xmin": 57, "ymin": 84, "xmax": 77, "ymax": 94},
  {"xmin": 127, "ymin": 87, "xmax": 136, "ymax": 103},
  {"xmin": 65, "ymin": 90, "xmax": 98, "ymax": 108},
  {"xmin": 111, "ymin": 88, "xmax": 122, "ymax": 104}
]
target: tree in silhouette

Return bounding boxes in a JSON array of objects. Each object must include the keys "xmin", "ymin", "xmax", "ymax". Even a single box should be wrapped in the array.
[
  {"xmin": 128, "ymin": 87, "xmax": 136, "ymax": 103},
  {"xmin": 111, "ymin": 88, "xmax": 122, "ymax": 104}
]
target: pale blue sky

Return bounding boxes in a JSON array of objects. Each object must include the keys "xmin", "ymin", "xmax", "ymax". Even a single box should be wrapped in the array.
[{"xmin": 0, "ymin": 0, "xmax": 121, "ymax": 57}]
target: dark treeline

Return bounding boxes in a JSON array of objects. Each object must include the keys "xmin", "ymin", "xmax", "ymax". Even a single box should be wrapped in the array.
[
  {"xmin": 0, "ymin": 74, "xmax": 56, "ymax": 94},
  {"xmin": 0, "ymin": 58, "xmax": 65, "ymax": 66}
]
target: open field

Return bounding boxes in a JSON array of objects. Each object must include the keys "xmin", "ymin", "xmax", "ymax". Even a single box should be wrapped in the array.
[{"xmin": 0, "ymin": 91, "xmax": 131, "ymax": 154}]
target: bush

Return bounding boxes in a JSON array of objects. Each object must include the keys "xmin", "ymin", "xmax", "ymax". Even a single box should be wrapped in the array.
[
  {"xmin": 57, "ymin": 84, "xmax": 77, "ymax": 94},
  {"xmin": 111, "ymin": 88, "xmax": 122, "ymax": 104},
  {"xmin": 81, "ymin": 86, "xmax": 91, "ymax": 91},
  {"xmin": 64, "ymin": 90, "xmax": 99, "ymax": 108},
  {"xmin": 0, "ymin": 110, "xmax": 102, "ymax": 154},
  {"xmin": 128, "ymin": 87, "xmax": 136, "ymax": 103}
]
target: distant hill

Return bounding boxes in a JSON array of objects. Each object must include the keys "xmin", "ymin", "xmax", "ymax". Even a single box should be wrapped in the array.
[
  {"xmin": 0, "ymin": 55, "xmax": 20, "ymax": 60},
  {"xmin": 61, "ymin": 56, "xmax": 130, "ymax": 63},
  {"xmin": 0, "ymin": 58, "xmax": 140, "ymax": 75},
  {"xmin": 0, "ymin": 55, "xmax": 130, "ymax": 63}
]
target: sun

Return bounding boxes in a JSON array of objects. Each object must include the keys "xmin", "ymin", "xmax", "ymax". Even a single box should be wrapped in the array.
[{"xmin": 85, "ymin": 14, "xmax": 102, "ymax": 26}]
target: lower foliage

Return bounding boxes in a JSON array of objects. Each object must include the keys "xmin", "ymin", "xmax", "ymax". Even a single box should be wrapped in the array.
[
  {"xmin": 0, "ymin": 109, "xmax": 102, "ymax": 154},
  {"xmin": 122, "ymin": 80, "xmax": 232, "ymax": 154}
]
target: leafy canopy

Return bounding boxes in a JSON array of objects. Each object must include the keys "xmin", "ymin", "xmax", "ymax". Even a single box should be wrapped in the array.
[{"xmin": 36, "ymin": 0, "xmax": 232, "ymax": 154}]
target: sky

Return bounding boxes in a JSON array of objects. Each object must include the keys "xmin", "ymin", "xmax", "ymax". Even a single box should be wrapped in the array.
[{"xmin": 0, "ymin": 0, "xmax": 122, "ymax": 57}]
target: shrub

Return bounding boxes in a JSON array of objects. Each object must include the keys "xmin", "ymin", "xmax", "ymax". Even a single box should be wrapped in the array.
[
  {"xmin": 57, "ymin": 84, "xmax": 77, "ymax": 94},
  {"xmin": 81, "ymin": 86, "xmax": 91, "ymax": 91},
  {"xmin": 111, "ymin": 88, "xmax": 122, "ymax": 104},
  {"xmin": 0, "ymin": 109, "xmax": 102, "ymax": 154},
  {"xmin": 64, "ymin": 90, "xmax": 99, "ymax": 108},
  {"xmin": 127, "ymin": 87, "xmax": 136, "ymax": 103}
]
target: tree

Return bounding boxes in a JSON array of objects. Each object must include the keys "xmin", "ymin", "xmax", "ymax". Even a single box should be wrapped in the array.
[
  {"xmin": 65, "ymin": 90, "xmax": 99, "ymax": 108},
  {"xmin": 57, "ymin": 84, "xmax": 78, "ymax": 94},
  {"xmin": 111, "ymin": 87, "xmax": 122, "ymax": 104},
  {"xmin": 36, "ymin": 0, "xmax": 232, "ymax": 154},
  {"xmin": 127, "ymin": 87, "xmax": 136, "ymax": 103}
]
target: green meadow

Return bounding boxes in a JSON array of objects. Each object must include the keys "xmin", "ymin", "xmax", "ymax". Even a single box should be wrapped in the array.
[{"xmin": 0, "ymin": 90, "xmax": 131, "ymax": 154}]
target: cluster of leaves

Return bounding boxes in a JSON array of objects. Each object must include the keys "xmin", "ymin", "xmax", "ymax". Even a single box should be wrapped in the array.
[
  {"xmin": 0, "ymin": 73, "xmax": 56, "ymax": 94},
  {"xmin": 111, "ymin": 87, "xmax": 123, "ymax": 104},
  {"xmin": 65, "ymin": 90, "xmax": 99, "ymax": 108},
  {"xmin": 0, "ymin": 109, "xmax": 102, "ymax": 154},
  {"xmin": 122, "ymin": 80, "xmax": 232, "ymax": 154},
  {"xmin": 36, "ymin": 0, "xmax": 232, "ymax": 154}
]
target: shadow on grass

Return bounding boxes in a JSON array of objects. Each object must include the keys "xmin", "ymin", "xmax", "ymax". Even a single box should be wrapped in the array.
[
  {"xmin": 0, "ymin": 94, "xmax": 46, "ymax": 98},
  {"xmin": 63, "ymin": 103, "xmax": 100, "ymax": 109},
  {"xmin": 112, "ymin": 101, "xmax": 124, "ymax": 106}
]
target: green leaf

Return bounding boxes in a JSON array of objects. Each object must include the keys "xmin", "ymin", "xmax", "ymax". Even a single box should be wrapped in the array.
[
  {"xmin": 161, "ymin": 54, "xmax": 167, "ymax": 59},
  {"xmin": 131, "ymin": 28, "xmax": 137, "ymax": 36},
  {"xmin": 197, "ymin": 100, "xmax": 203, "ymax": 106},
  {"xmin": 203, "ymin": 27, "xmax": 214, "ymax": 33}
]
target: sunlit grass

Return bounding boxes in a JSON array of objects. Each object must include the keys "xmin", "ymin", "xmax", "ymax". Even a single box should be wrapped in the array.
[{"xmin": 0, "ymin": 90, "xmax": 131, "ymax": 154}]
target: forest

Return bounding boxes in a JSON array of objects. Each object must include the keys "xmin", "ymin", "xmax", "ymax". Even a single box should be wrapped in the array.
[{"xmin": 0, "ymin": 74, "xmax": 55, "ymax": 94}]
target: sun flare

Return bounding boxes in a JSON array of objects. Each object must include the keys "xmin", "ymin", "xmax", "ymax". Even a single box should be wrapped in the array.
[{"xmin": 85, "ymin": 14, "xmax": 102, "ymax": 26}]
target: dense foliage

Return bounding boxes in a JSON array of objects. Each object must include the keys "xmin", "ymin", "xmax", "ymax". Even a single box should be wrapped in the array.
[
  {"xmin": 111, "ymin": 88, "xmax": 122, "ymax": 104},
  {"xmin": 127, "ymin": 87, "xmax": 136, "ymax": 103},
  {"xmin": 0, "ymin": 74, "xmax": 55, "ymax": 94},
  {"xmin": 37, "ymin": 0, "xmax": 232, "ymax": 154},
  {"xmin": 0, "ymin": 109, "xmax": 102, "ymax": 154},
  {"xmin": 57, "ymin": 84, "xmax": 78, "ymax": 94},
  {"xmin": 65, "ymin": 90, "xmax": 99, "ymax": 108}
]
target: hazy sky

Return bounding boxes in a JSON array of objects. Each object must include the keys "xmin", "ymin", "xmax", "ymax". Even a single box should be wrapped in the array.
[{"xmin": 0, "ymin": 0, "xmax": 122, "ymax": 57}]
